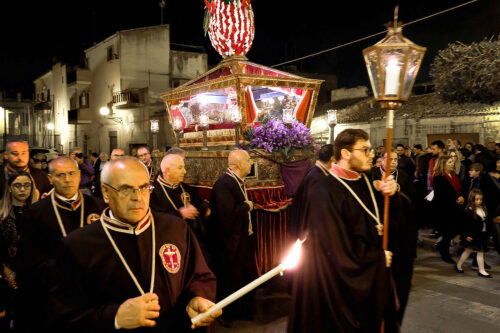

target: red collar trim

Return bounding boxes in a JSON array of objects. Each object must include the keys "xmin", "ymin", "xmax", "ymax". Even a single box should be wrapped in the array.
[
  {"xmin": 101, "ymin": 208, "xmax": 152, "ymax": 235},
  {"xmin": 54, "ymin": 192, "xmax": 82, "ymax": 211},
  {"xmin": 226, "ymin": 168, "xmax": 245, "ymax": 185},
  {"xmin": 5, "ymin": 165, "xmax": 28, "ymax": 174},
  {"xmin": 331, "ymin": 164, "xmax": 361, "ymax": 180},
  {"xmin": 157, "ymin": 175, "xmax": 179, "ymax": 189}
]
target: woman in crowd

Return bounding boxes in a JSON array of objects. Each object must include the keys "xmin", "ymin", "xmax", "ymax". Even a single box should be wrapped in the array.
[
  {"xmin": 0, "ymin": 172, "xmax": 37, "ymax": 328},
  {"xmin": 433, "ymin": 155, "xmax": 465, "ymax": 264},
  {"xmin": 448, "ymin": 148, "xmax": 465, "ymax": 181},
  {"xmin": 455, "ymin": 189, "xmax": 492, "ymax": 278}
]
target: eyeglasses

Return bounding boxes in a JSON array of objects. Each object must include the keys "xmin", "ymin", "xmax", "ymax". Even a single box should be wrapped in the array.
[
  {"xmin": 111, "ymin": 154, "xmax": 125, "ymax": 157},
  {"xmin": 104, "ymin": 183, "xmax": 154, "ymax": 196},
  {"xmin": 138, "ymin": 153, "xmax": 150, "ymax": 158},
  {"xmin": 12, "ymin": 183, "xmax": 32, "ymax": 190},
  {"xmin": 351, "ymin": 147, "xmax": 374, "ymax": 156}
]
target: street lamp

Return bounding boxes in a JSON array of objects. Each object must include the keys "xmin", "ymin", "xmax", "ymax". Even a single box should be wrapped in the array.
[
  {"xmin": 99, "ymin": 106, "xmax": 110, "ymax": 116},
  {"xmin": 199, "ymin": 114, "xmax": 209, "ymax": 151},
  {"xmin": 173, "ymin": 117, "xmax": 183, "ymax": 147},
  {"xmin": 231, "ymin": 106, "xmax": 242, "ymax": 147},
  {"xmin": 362, "ymin": 6, "xmax": 426, "ymax": 249},
  {"xmin": 150, "ymin": 119, "xmax": 159, "ymax": 150},
  {"xmin": 327, "ymin": 109, "xmax": 337, "ymax": 144}
]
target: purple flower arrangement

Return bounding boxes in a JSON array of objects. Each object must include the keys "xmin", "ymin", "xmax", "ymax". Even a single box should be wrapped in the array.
[{"xmin": 249, "ymin": 119, "xmax": 315, "ymax": 155}]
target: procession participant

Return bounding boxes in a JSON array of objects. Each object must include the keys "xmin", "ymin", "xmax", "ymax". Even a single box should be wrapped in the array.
[
  {"xmin": 70, "ymin": 147, "xmax": 94, "ymax": 195},
  {"xmin": 288, "ymin": 129, "xmax": 399, "ymax": 333},
  {"xmin": 50, "ymin": 157, "xmax": 219, "ymax": 332},
  {"xmin": 0, "ymin": 141, "xmax": 51, "ymax": 200},
  {"xmin": 150, "ymin": 154, "xmax": 209, "ymax": 243},
  {"xmin": 290, "ymin": 144, "xmax": 334, "ymax": 237},
  {"xmin": 371, "ymin": 151, "xmax": 414, "ymax": 198},
  {"xmin": 110, "ymin": 148, "xmax": 125, "ymax": 160},
  {"xmin": 137, "ymin": 146, "xmax": 158, "ymax": 181},
  {"xmin": 208, "ymin": 150, "xmax": 257, "ymax": 325},
  {"xmin": 166, "ymin": 147, "xmax": 186, "ymax": 159},
  {"xmin": 15, "ymin": 156, "xmax": 106, "ymax": 332}
]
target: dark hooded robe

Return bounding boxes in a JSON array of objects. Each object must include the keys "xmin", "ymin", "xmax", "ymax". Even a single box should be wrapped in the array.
[
  {"xmin": 288, "ymin": 164, "xmax": 398, "ymax": 333},
  {"xmin": 49, "ymin": 209, "xmax": 216, "ymax": 333}
]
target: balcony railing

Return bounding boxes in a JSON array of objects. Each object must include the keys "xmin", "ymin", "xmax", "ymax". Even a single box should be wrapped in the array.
[{"xmin": 112, "ymin": 88, "xmax": 146, "ymax": 109}]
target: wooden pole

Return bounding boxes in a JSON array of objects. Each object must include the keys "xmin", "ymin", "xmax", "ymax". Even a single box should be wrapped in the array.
[{"xmin": 382, "ymin": 108, "xmax": 394, "ymax": 250}]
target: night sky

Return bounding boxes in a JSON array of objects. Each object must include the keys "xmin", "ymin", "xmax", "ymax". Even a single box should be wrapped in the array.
[{"xmin": 1, "ymin": 0, "xmax": 498, "ymax": 98}]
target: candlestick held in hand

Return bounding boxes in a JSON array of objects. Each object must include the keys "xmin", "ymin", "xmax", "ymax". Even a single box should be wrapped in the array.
[{"xmin": 190, "ymin": 239, "xmax": 304, "ymax": 326}]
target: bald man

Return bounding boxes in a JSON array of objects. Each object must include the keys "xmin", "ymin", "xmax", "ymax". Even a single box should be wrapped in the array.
[
  {"xmin": 16, "ymin": 156, "xmax": 106, "ymax": 332},
  {"xmin": 150, "ymin": 155, "xmax": 210, "ymax": 245},
  {"xmin": 110, "ymin": 148, "xmax": 125, "ymax": 160},
  {"xmin": 208, "ymin": 150, "xmax": 257, "ymax": 324},
  {"xmin": 0, "ymin": 141, "xmax": 52, "ymax": 200},
  {"xmin": 51, "ymin": 157, "xmax": 219, "ymax": 332}
]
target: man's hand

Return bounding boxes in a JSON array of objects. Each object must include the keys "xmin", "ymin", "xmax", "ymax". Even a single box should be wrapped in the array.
[
  {"xmin": 245, "ymin": 200, "xmax": 254, "ymax": 211},
  {"xmin": 456, "ymin": 196, "xmax": 464, "ymax": 205},
  {"xmin": 384, "ymin": 250, "xmax": 393, "ymax": 268},
  {"xmin": 40, "ymin": 192, "xmax": 49, "ymax": 200},
  {"xmin": 116, "ymin": 293, "xmax": 160, "ymax": 329},
  {"xmin": 466, "ymin": 236, "xmax": 473, "ymax": 242},
  {"xmin": 493, "ymin": 216, "xmax": 500, "ymax": 224},
  {"xmin": 179, "ymin": 205, "xmax": 199, "ymax": 220},
  {"xmin": 186, "ymin": 296, "xmax": 222, "ymax": 329},
  {"xmin": 379, "ymin": 175, "xmax": 397, "ymax": 196}
]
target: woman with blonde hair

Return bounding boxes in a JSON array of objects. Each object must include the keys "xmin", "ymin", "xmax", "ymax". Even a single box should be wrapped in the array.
[
  {"xmin": 448, "ymin": 148, "xmax": 465, "ymax": 181},
  {"xmin": 433, "ymin": 155, "xmax": 465, "ymax": 263}
]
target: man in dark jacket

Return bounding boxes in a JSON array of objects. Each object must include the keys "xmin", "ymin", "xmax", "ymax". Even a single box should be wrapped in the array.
[
  {"xmin": 70, "ymin": 147, "xmax": 94, "ymax": 195},
  {"xmin": 0, "ymin": 141, "xmax": 51, "ymax": 200}
]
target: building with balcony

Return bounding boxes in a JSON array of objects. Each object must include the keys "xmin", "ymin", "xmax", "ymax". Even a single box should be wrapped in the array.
[
  {"xmin": 0, "ymin": 92, "xmax": 33, "ymax": 148},
  {"xmin": 33, "ymin": 24, "xmax": 207, "ymax": 155}
]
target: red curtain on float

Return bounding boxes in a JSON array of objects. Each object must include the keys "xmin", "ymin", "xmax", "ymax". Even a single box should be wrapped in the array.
[
  {"xmin": 295, "ymin": 89, "xmax": 312, "ymax": 124},
  {"xmin": 245, "ymin": 86, "xmax": 258, "ymax": 123}
]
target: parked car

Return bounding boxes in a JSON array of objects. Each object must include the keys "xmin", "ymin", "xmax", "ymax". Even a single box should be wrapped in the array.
[{"xmin": 29, "ymin": 147, "xmax": 60, "ymax": 161}]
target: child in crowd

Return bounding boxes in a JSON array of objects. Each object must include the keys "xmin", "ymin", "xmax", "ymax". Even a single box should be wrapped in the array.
[{"xmin": 455, "ymin": 189, "xmax": 492, "ymax": 278}]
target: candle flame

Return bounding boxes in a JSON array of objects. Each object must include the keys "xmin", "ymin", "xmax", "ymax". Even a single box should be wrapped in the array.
[
  {"xmin": 281, "ymin": 239, "xmax": 304, "ymax": 270},
  {"xmin": 387, "ymin": 58, "xmax": 401, "ymax": 69}
]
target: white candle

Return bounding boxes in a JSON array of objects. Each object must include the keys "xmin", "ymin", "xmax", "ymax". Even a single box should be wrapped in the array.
[
  {"xmin": 231, "ymin": 108, "xmax": 242, "ymax": 123},
  {"xmin": 200, "ymin": 114, "xmax": 209, "ymax": 127},
  {"xmin": 190, "ymin": 239, "xmax": 303, "ymax": 325},
  {"xmin": 384, "ymin": 58, "xmax": 401, "ymax": 96},
  {"xmin": 173, "ymin": 117, "xmax": 182, "ymax": 131}
]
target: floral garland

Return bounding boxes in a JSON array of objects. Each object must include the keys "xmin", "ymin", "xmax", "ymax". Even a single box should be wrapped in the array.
[{"xmin": 244, "ymin": 117, "xmax": 317, "ymax": 156}]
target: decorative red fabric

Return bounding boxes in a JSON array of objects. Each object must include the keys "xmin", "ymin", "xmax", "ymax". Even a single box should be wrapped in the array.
[
  {"xmin": 245, "ymin": 86, "xmax": 258, "ymax": 123},
  {"xmin": 446, "ymin": 172, "xmax": 462, "ymax": 196},
  {"xmin": 295, "ymin": 90, "xmax": 312, "ymax": 124}
]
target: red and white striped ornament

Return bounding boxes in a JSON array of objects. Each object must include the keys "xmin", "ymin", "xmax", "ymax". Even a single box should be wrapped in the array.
[{"xmin": 206, "ymin": 0, "xmax": 255, "ymax": 58}]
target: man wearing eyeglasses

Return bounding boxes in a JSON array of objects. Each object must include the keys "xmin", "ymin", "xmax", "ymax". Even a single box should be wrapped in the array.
[
  {"xmin": 51, "ymin": 157, "xmax": 220, "ymax": 331},
  {"xmin": 137, "ymin": 146, "xmax": 158, "ymax": 182},
  {"xmin": 110, "ymin": 148, "xmax": 126, "ymax": 160},
  {"xmin": 15, "ymin": 156, "xmax": 106, "ymax": 332},
  {"xmin": 289, "ymin": 129, "xmax": 405, "ymax": 333},
  {"xmin": 0, "ymin": 141, "xmax": 52, "ymax": 202},
  {"xmin": 70, "ymin": 147, "xmax": 94, "ymax": 195}
]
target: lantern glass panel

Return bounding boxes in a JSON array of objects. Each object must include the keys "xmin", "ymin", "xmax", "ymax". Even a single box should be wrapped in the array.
[
  {"xmin": 380, "ymin": 48, "xmax": 405, "ymax": 98},
  {"xmin": 401, "ymin": 48, "xmax": 424, "ymax": 99},
  {"xmin": 364, "ymin": 50, "xmax": 381, "ymax": 99}
]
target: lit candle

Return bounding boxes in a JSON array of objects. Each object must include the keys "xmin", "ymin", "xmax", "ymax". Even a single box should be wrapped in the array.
[
  {"xmin": 327, "ymin": 109, "xmax": 337, "ymax": 125},
  {"xmin": 283, "ymin": 109, "xmax": 294, "ymax": 124},
  {"xmin": 200, "ymin": 114, "xmax": 209, "ymax": 127},
  {"xmin": 384, "ymin": 58, "xmax": 401, "ymax": 96},
  {"xmin": 190, "ymin": 239, "xmax": 304, "ymax": 325},
  {"xmin": 173, "ymin": 117, "xmax": 182, "ymax": 131},
  {"xmin": 231, "ymin": 108, "xmax": 242, "ymax": 123}
]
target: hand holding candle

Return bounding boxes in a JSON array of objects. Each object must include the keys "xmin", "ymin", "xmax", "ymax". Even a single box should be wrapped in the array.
[{"xmin": 190, "ymin": 239, "xmax": 304, "ymax": 326}]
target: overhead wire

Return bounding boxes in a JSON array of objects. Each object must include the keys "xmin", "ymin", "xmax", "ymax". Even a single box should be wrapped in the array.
[{"xmin": 270, "ymin": 0, "xmax": 479, "ymax": 68}]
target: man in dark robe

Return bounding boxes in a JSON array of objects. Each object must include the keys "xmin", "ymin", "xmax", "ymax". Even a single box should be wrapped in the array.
[
  {"xmin": 371, "ymin": 151, "xmax": 415, "ymax": 199},
  {"xmin": 208, "ymin": 149, "xmax": 257, "ymax": 324},
  {"xmin": 15, "ymin": 156, "xmax": 106, "ymax": 332},
  {"xmin": 150, "ymin": 154, "xmax": 209, "ymax": 245},
  {"xmin": 0, "ymin": 141, "xmax": 52, "ymax": 200},
  {"xmin": 49, "ymin": 157, "xmax": 220, "ymax": 332},
  {"xmin": 290, "ymin": 144, "xmax": 334, "ymax": 238},
  {"xmin": 138, "ymin": 146, "xmax": 158, "ymax": 183},
  {"xmin": 288, "ymin": 129, "xmax": 399, "ymax": 333}
]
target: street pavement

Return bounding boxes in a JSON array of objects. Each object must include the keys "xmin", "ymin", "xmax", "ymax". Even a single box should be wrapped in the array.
[{"xmin": 215, "ymin": 233, "xmax": 500, "ymax": 332}]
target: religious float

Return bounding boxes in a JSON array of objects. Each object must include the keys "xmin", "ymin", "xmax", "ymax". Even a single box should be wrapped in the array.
[{"xmin": 161, "ymin": 0, "xmax": 322, "ymax": 273}]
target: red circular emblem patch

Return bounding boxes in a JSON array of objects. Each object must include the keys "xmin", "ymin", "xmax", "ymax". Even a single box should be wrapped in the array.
[{"xmin": 159, "ymin": 244, "xmax": 181, "ymax": 274}]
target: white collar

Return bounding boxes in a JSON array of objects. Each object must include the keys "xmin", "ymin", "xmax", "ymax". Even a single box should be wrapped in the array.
[{"xmin": 55, "ymin": 192, "xmax": 79, "ymax": 202}]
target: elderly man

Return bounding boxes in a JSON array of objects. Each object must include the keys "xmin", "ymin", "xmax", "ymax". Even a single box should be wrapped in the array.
[
  {"xmin": 51, "ymin": 157, "xmax": 219, "ymax": 332},
  {"xmin": 208, "ymin": 150, "xmax": 256, "ymax": 325},
  {"xmin": 288, "ymin": 129, "xmax": 402, "ymax": 332},
  {"xmin": 150, "ymin": 154, "xmax": 209, "ymax": 243},
  {"xmin": 15, "ymin": 156, "xmax": 106, "ymax": 332},
  {"xmin": 70, "ymin": 147, "xmax": 94, "ymax": 195},
  {"xmin": 137, "ymin": 146, "xmax": 157, "ymax": 181},
  {"xmin": 1, "ymin": 141, "xmax": 51, "ymax": 200},
  {"xmin": 110, "ymin": 148, "xmax": 125, "ymax": 160}
]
